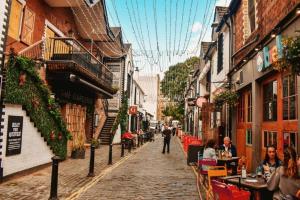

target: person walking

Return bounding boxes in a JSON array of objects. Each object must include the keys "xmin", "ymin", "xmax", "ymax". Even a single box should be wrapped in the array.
[{"xmin": 162, "ymin": 125, "xmax": 172, "ymax": 154}]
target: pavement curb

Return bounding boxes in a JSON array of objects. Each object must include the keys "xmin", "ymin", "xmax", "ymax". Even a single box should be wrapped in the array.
[{"xmin": 65, "ymin": 141, "xmax": 150, "ymax": 200}]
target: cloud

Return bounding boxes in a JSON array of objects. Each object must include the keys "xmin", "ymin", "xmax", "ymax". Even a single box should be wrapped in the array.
[{"xmin": 191, "ymin": 22, "xmax": 202, "ymax": 33}]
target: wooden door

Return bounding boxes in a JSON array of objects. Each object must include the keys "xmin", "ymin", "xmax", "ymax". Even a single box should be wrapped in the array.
[{"xmin": 236, "ymin": 129, "xmax": 246, "ymax": 157}]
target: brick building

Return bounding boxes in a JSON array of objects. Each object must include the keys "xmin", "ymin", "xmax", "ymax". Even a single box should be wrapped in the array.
[
  {"xmin": 1, "ymin": 0, "xmax": 122, "ymax": 177},
  {"xmin": 226, "ymin": 0, "xmax": 300, "ymax": 170}
]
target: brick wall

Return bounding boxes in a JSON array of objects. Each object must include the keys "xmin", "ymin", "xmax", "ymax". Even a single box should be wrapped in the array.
[{"xmin": 233, "ymin": 0, "xmax": 298, "ymax": 66}]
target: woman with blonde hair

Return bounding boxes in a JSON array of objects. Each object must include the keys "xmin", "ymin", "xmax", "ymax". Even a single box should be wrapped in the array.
[{"xmin": 267, "ymin": 147, "xmax": 300, "ymax": 199}]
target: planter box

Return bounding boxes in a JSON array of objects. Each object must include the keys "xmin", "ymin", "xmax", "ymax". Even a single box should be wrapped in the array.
[{"xmin": 71, "ymin": 149, "xmax": 85, "ymax": 159}]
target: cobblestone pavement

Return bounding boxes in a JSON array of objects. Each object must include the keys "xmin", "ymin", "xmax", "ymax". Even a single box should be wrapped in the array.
[
  {"xmin": 0, "ymin": 144, "xmax": 130, "ymax": 200},
  {"xmin": 77, "ymin": 136, "xmax": 199, "ymax": 200}
]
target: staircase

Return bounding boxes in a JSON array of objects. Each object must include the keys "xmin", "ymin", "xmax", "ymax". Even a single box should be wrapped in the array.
[{"xmin": 99, "ymin": 116, "xmax": 116, "ymax": 145}]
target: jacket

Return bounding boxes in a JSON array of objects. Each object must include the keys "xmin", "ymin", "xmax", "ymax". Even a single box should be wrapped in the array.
[{"xmin": 219, "ymin": 144, "xmax": 237, "ymax": 157}]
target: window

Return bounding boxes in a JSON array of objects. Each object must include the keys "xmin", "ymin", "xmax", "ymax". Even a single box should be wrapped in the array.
[
  {"xmin": 263, "ymin": 80, "xmax": 277, "ymax": 121},
  {"xmin": 246, "ymin": 128, "xmax": 252, "ymax": 145},
  {"xmin": 217, "ymin": 33, "xmax": 223, "ymax": 74},
  {"xmin": 238, "ymin": 95, "xmax": 245, "ymax": 122},
  {"xmin": 263, "ymin": 131, "xmax": 277, "ymax": 148},
  {"xmin": 20, "ymin": 7, "xmax": 35, "ymax": 45},
  {"xmin": 248, "ymin": 0, "xmax": 256, "ymax": 32},
  {"xmin": 283, "ymin": 132, "xmax": 297, "ymax": 150},
  {"xmin": 283, "ymin": 75, "xmax": 297, "ymax": 120},
  {"xmin": 8, "ymin": 0, "xmax": 25, "ymax": 40},
  {"xmin": 247, "ymin": 92, "xmax": 252, "ymax": 122}
]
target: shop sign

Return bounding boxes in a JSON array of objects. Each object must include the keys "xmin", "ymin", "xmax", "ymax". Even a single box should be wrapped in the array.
[
  {"xmin": 6, "ymin": 116, "xmax": 23, "ymax": 156},
  {"xmin": 196, "ymin": 97, "xmax": 207, "ymax": 108},
  {"xmin": 259, "ymin": 35, "xmax": 283, "ymax": 72},
  {"xmin": 256, "ymin": 51, "xmax": 264, "ymax": 72},
  {"xmin": 129, "ymin": 106, "xmax": 137, "ymax": 115}
]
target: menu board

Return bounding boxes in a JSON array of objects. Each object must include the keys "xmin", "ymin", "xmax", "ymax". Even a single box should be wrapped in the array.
[{"xmin": 6, "ymin": 116, "xmax": 23, "ymax": 156}]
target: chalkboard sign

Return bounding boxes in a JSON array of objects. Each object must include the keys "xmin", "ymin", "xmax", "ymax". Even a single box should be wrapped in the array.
[{"xmin": 6, "ymin": 116, "xmax": 23, "ymax": 156}]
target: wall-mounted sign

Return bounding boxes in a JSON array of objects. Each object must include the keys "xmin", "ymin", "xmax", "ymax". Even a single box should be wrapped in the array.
[
  {"xmin": 256, "ymin": 51, "xmax": 264, "ymax": 72},
  {"xmin": 129, "ymin": 106, "xmax": 137, "ymax": 115},
  {"xmin": 6, "ymin": 116, "xmax": 23, "ymax": 156},
  {"xmin": 260, "ymin": 35, "xmax": 283, "ymax": 71},
  {"xmin": 196, "ymin": 97, "xmax": 207, "ymax": 108}
]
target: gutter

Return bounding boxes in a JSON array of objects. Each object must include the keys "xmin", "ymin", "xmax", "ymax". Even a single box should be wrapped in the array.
[{"xmin": 69, "ymin": 74, "xmax": 114, "ymax": 98}]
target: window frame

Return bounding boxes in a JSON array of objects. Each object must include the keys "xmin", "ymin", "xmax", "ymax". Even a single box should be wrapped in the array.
[
  {"xmin": 217, "ymin": 33, "xmax": 224, "ymax": 74},
  {"xmin": 263, "ymin": 130, "xmax": 278, "ymax": 148},
  {"xmin": 282, "ymin": 74, "xmax": 297, "ymax": 120},
  {"xmin": 8, "ymin": 0, "xmax": 26, "ymax": 41},
  {"xmin": 263, "ymin": 79, "xmax": 278, "ymax": 121},
  {"xmin": 246, "ymin": 128, "xmax": 252, "ymax": 146},
  {"xmin": 247, "ymin": 92, "xmax": 252, "ymax": 122},
  {"xmin": 248, "ymin": 0, "xmax": 257, "ymax": 33},
  {"xmin": 283, "ymin": 132, "xmax": 297, "ymax": 150}
]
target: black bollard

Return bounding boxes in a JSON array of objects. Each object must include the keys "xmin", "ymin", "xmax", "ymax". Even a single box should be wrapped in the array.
[
  {"xmin": 108, "ymin": 135, "xmax": 113, "ymax": 165},
  {"xmin": 121, "ymin": 140, "xmax": 125, "ymax": 157},
  {"xmin": 87, "ymin": 144, "xmax": 95, "ymax": 177},
  {"xmin": 137, "ymin": 135, "xmax": 140, "ymax": 147},
  {"xmin": 128, "ymin": 140, "xmax": 132, "ymax": 153},
  {"xmin": 49, "ymin": 156, "xmax": 62, "ymax": 200}
]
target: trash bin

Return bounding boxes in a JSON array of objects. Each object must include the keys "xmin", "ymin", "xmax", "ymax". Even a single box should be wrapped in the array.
[{"xmin": 187, "ymin": 141, "xmax": 203, "ymax": 166}]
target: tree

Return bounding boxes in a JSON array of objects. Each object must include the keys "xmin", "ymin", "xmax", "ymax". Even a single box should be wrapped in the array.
[{"xmin": 161, "ymin": 57, "xmax": 199, "ymax": 102}]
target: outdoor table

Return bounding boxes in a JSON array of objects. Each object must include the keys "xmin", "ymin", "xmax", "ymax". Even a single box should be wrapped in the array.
[
  {"xmin": 220, "ymin": 175, "xmax": 269, "ymax": 200},
  {"xmin": 217, "ymin": 156, "xmax": 239, "ymax": 175}
]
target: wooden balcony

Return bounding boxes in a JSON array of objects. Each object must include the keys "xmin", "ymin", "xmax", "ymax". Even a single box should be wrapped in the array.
[{"xmin": 19, "ymin": 37, "xmax": 114, "ymax": 97}]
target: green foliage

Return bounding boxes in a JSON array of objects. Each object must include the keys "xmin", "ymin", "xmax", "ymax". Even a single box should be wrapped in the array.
[
  {"xmin": 5, "ymin": 56, "xmax": 71, "ymax": 158},
  {"xmin": 213, "ymin": 90, "xmax": 239, "ymax": 111},
  {"xmin": 111, "ymin": 95, "xmax": 129, "ymax": 134},
  {"xmin": 161, "ymin": 57, "xmax": 200, "ymax": 102},
  {"xmin": 162, "ymin": 103, "xmax": 185, "ymax": 121},
  {"xmin": 273, "ymin": 36, "xmax": 300, "ymax": 74}
]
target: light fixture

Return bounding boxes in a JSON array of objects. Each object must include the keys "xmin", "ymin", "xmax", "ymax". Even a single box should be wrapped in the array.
[
  {"xmin": 255, "ymin": 47, "xmax": 260, "ymax": 51},
  {"xmin": 271, "ymin": 32, "xmax": 276, "ymax": 38},
  {"xmin": 243, "ymin": 59, "xmax": 247, "ymax": 63},
  {"xmin": 296, "ymin": 8, "xmax": 300, "ymax": 15}
]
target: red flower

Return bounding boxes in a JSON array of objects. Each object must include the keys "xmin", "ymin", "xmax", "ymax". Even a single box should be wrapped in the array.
[
  {"xmin": 50, "ymin": 131, "xmax": 55, "ymax": 141},
  {"xmin": 58, "ymin": 132, "xmax": 63, "ymax": 140}
]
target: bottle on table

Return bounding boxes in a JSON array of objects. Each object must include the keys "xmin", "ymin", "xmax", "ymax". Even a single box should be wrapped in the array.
[
  {"xmin": 256, "ymin": 165, "xmax": 263, "ymax": 177},
  {"xmin": 241, "ymin": 164, "xmax": 247, "ymax": 179}
]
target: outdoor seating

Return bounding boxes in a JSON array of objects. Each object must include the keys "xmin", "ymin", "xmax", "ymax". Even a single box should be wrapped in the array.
[
  {"xmin": 207, "ymin": 166, "xmax": 227, "ymax": 199},
  {"xmin": 211, "ymin": 180, "xmax": 251, "ymax": 200}
]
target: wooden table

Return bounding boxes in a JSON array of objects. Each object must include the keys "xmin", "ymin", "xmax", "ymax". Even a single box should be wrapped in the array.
[
  {"xmin": 217, "ymin": 157, "xmax": 239, "ymax": 175},
  {"xmin": 220, "ymin": 175, "xmax": 269, "ymax": 200}
]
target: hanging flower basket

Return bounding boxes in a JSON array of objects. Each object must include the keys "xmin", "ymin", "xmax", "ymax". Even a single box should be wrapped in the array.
[{"xmin": 213, "ymin": 90, "xmax": 239, "ymax": 111}]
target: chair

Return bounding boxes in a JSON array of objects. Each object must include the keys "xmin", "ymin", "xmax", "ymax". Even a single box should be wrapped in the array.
[
  {"xmin": 198, "ymin": 158, "xmax": 217, "ymax": 175},
  {"xmin": 207, "ymin": 166, "xmax": 227, "ymax": 199},
  {"xmin": 211, "ymin": 180, "xmax": 251, "ymax": 200}
]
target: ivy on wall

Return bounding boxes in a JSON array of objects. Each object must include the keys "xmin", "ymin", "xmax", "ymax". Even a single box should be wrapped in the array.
[
  {"xmin": 5, "ymin": 55, "xmax": 72, "ymax": 159},
  {"xmin": 213, "ymin": 90, "xmax": 239, "ymax": 111},
  {"xmin": 111, "ymin": 95, "xmax": 128, "ymax": 134}
]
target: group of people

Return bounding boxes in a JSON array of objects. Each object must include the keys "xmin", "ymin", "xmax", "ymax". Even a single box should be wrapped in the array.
[{"xmin": 202, "ymin": 137, "xmax": 300, "ymax": 199}]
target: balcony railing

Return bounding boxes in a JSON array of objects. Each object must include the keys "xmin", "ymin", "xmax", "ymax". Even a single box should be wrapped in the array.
[{"xmin": 19, "ymin": 37, "xmax": 113, "ymax": 87}]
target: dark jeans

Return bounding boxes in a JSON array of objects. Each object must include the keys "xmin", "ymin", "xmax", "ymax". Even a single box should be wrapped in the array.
[{"xmin": 163, "ymin": 138, "xmax": 170, "ymax": 153}]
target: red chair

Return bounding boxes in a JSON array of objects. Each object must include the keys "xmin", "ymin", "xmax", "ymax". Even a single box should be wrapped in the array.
[
  {"xmin": 211, "ymin": 180, "xmax": 251, "ymax": 200},
  {"xmin": 198, "ymin": 158, "xmax": 217, "ymax": 175}
]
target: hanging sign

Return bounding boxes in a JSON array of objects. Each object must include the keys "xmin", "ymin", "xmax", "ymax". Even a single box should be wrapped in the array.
[
  {"xmin": 6, "ymin": 116, "xmax": 23, "ymax": 156},
  {"xmin": 256, "ymin": 51, "xmax": 264, "ymax": 72},
  {"xmin": 196, "ymin": 97, "xmax": 207, "ymax": 108},
  {"xmin": 129, "ymin": 106, "xmax": 137, "ymax": 115}
]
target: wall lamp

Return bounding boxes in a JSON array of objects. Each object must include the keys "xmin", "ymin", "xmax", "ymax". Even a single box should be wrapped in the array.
[{"xmin": 296, "ymin": 8, "xmax": 300, "ymax": 15}]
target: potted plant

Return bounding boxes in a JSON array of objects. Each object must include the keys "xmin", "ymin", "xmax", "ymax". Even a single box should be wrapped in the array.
[
  {"xmin": 71, "ymin": 133, "xmax": 85, "ymax": 159},
  {"xmin": 213, "ymin": 90, "xmax": 239, "ymax": 111}
]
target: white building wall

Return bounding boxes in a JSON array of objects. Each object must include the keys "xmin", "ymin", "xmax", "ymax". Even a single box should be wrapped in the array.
[{"xmin": 2, "ymin": 104, "xmax": 54, "ymax": 176}]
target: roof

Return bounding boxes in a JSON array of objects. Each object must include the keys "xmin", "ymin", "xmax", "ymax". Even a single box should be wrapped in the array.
[
  {"xmin": 110, "ymin": 27, "xmax": 121, "ymax": 37},
  {"xmin": 216, "ymin": 6, "xmax": 228, "ymax": 20},
  {"xmin": 200, "ymin": 42, "xmax": 213, "ymax": 58},
  {"xmin": 124, "ymin": 43, "xmax": 132, "ymax": 52},
  {"xmin": 216, "ymin": 0, "xmax": 242, "ymax": 32}
]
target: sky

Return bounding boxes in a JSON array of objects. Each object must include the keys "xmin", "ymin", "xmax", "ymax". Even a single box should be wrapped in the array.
[{"xmin": 105, "ymin": 0, "xmax": 230, "ymax": 75}]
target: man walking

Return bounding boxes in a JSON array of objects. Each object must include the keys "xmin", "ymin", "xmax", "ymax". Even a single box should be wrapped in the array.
[{"xmin": 162, "ymin": 125, "xmax": 172, "ymax": 154}]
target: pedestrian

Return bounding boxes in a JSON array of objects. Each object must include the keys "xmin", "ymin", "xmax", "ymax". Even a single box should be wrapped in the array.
[
  {"xmin": 267, "ymin": 147, "xmax": 300, "ymax": 199},
  {"xmin": 162, "ymin": 125, "xmax": 172, "ymax": 154},
  {"xmin": 172, "ymin": 126, "xmax": 176, "ymax": 136}
]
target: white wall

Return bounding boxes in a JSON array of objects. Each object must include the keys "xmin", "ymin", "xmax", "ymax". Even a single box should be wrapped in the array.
[{"xmin": 2, "ymin": 104, "xmax": 54, "ymax": 176}]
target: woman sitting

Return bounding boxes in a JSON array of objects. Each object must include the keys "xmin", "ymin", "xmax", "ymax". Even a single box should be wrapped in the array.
[
  {"xmin": 202, "ymin": 139, "xmax": 217, "ymax": 171},
  {"xmin": 261, "ymin": 145, "xmax": 282, "ymax": 180},
  {"xmin": 267, "ymin": 147, "xmax": 300, "ymax": 200}
]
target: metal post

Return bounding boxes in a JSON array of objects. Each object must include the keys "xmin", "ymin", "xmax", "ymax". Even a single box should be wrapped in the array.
[
  {"xmin": 121, "ymin": 140, "xmax": 125, "ymax": 157},
  {"xmin": 108, "ymin": 134, "xmax": 113, "ymax": 165},
  {"xmin": 49, "ymin": 156, "xmax": 62, "ymax": 200},
  {"xmin": 0, "ymin": 159, "xmax": 3, "ymax": 183},
  {"xmin": 128, "ymin": 140, "xmax": 132, "ymax": 153},
  {"xmin": 87, "ymin": 145, "xmax": 95, "ymax": 177},
  {"xmin": 137, "ymin": 135, "xmax": 140, "ymax": 147}
]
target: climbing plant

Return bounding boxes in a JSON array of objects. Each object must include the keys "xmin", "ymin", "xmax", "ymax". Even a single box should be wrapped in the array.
[
  {"xmin": 5, "ymin": 55, "xmax": 72, "ymax": 158},
  {"xmin": 111, "ymin": 95, "xmax": 128, "ymax": 134},
  {"xmin": 273, "ymin": 36, "xmax": 300, "ymax": 74}
]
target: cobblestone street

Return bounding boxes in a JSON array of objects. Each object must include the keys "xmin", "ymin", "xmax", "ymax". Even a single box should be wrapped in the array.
[{"xmin": 76, "ymin": 136, "xmax": 199, "ymax": 200}]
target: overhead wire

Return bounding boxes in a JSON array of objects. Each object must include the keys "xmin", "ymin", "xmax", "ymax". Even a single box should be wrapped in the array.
[
  {"xmin": 172, "ymin": 0, "xmax": 179, "ymax": 57},
  {"xmin": 176, "ymin": 0, "xmax": 186, "ymax": 55}
]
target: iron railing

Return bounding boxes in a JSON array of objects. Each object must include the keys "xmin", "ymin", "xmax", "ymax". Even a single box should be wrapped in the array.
[{"xmin": 19, "ymin": 37, "xmax": 113, "ymax": 86}]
